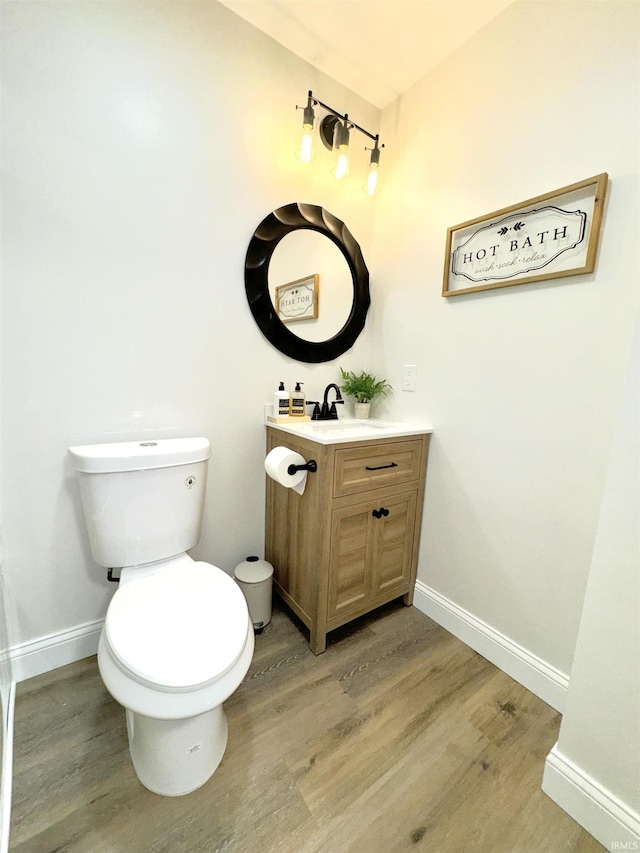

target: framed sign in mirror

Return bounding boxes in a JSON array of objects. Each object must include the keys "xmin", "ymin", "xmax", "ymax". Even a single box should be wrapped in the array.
[
  {"xmin": 442, "ymin": 173, "xmax": 608, "ymax": 297},
  {"xmin": 275, "ymin": 274, "xmax": 319, "ymax": 324}
]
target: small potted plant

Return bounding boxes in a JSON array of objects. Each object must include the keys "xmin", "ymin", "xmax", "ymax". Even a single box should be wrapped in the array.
[{"xmin": 339, "ymin": 368, "xmax": 392, "ymax": 418}]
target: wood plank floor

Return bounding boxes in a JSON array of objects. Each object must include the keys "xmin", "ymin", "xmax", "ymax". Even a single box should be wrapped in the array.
[{"xmin": 9, "ymin": 601, "xmax": 603, "ymax": 853}]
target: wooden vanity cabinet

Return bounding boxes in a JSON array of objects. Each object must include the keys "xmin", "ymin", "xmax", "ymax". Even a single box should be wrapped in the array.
[{"xmin": 265, "ymin": 426, "xmax": 430, "ymax": 654}]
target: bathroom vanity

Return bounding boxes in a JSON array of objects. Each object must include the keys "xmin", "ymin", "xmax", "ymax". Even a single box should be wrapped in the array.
[{"xmin": 265, "ymin": 420, "xmax": 432, "ymax": 654}]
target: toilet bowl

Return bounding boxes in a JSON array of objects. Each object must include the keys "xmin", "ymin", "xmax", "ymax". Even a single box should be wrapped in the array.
[
  {"xmin": 99, "ymin": 559, "xmax": 254, "ymax": 796},
  {"xmin": 68, "ymin": 437, "xmax": 254, "ymax": 796}
]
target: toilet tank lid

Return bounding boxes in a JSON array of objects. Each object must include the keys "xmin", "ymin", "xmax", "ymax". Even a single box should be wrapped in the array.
[{"xmin": 68, "ymin": 437, "xmax": 211, "ymax": 473}]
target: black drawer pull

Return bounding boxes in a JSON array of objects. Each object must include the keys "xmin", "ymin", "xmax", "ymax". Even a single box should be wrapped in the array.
[{"xmin": 365, "ymin": 462, "xmax": 398, "ymax": 471}]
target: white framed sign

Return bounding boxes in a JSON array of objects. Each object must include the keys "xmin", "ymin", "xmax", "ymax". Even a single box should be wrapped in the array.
[
  {"xmin": 275, "ymin": 274, "xmax": 319, "ymax": 323},
  {"xmin": 442, "ymin": 173, "xmax": 608, "ymax": 297}
]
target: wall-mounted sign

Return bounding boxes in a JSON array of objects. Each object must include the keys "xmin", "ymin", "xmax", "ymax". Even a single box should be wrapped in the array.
[
  {"xmin": 442, "ymin": 173, "xmax": 608, "ymax": 297},
  {"xmin": 275, "ymin": 274, "xmax": 319, "ymax": 323}
]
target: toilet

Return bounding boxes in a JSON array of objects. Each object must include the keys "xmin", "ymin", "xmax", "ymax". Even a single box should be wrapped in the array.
[{"xmin": 68, "ymin": 437, "xmax": 254, "ymax": 797}]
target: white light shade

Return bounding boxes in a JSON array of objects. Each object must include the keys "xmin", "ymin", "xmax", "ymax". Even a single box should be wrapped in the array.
[
  {"xmin": 334, "ymin": 147, "xmax": 349, "ymax": 179},
  {"xmin": 296, "ymin": 124, "xmax": 314, "ymax": 162},
  {"xmin": 296, "ymin": 100, "xmax": 316, "ymax": 162},
  {"xmin": 364, "ymin": 143, "xmax": 382, "ymax": 195},
  {"xmin": 331, "ymin": 119, "xmax": 350, "ymax": 179},
  {"xmin": 365, "ymin": 163, "xmax": 379, "ymax": 195}
]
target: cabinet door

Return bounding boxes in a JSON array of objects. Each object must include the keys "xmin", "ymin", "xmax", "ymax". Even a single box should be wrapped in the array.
[
  {"xmin": 327, "ymin": 504, "xmax": 375, "ymax": 622},
  {"xmin": 327, "ymin": 491, "xmax": 418, "ymax": 623},
  {"xmin": 371, "ymin": 491, "xmax": 417, "ymax": 599}
]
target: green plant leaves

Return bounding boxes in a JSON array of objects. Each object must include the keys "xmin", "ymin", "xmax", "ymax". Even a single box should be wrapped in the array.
[{"xmin": 339, "ymin": 367, "xmax": 392, "ymax": 403}]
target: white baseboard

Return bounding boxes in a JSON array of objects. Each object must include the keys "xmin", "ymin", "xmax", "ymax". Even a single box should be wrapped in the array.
[
  {"xmin": 10, "ymin": 620, "xmax": 102, "ymax": 683},
  {"xmin": 413, "ymin": 581, "xmax": 569, "ymax": 712},
  {"xmin": 543, "ymin": 744, "xmax": 640, "ymax": 850}
]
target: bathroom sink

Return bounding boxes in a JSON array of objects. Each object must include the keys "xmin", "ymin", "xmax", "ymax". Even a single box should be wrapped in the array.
[
  {"xmin": 310, "ymin": 419, "xmax": 386, "ymax": 429},
  {"xmin": 266, "ymin": 417, "xmax": 433, "ymax": 445},
  {"xmin": 306, "ymin": 419, "xmax": 388, "ymax": 435}
]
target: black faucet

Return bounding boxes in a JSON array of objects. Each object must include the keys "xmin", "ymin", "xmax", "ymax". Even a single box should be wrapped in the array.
[{"xmin": 319, "ymin": 383, "xmax": 344, "ymax": 420}]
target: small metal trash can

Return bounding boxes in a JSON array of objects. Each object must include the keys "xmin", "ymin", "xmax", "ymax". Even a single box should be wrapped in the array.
[{"xmin": 234, "ymin": 556, "xmax": 274, "ymax": 630}]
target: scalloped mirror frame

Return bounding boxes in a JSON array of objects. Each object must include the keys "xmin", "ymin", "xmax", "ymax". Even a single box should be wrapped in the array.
[{"xmin": 245, "ymin": 203, "xmax": 370, "ymax": 363}]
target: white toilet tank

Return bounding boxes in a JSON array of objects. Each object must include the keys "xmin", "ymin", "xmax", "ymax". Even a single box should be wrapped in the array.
[{"xmin": 68, "ymin": 437, "xmax": 211, "ymax": 569}]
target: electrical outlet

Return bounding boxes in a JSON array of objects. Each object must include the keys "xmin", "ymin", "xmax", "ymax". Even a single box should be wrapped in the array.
[{"xmin": 403, "ymin": 364, "xmax": 417, "ymax": 392}]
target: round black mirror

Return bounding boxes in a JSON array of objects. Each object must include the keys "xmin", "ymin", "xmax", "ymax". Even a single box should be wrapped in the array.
[{"xmin": 245, "ymin": 203, "xmax": 370, "ymax": 363}]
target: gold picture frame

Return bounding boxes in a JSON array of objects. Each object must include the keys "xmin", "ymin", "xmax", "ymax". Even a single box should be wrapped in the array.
[
  {"xmin": 275, "ymin": 274, "xmax": 319, "ymax": 323},
  {"xmin": 442, "ymin": 173, "xmax": 608, "ymax": 297}
]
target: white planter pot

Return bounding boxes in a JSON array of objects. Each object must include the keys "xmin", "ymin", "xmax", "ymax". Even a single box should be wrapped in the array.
[{"xmin": 354, "ymin": 402, "xmax": 371, "ymax": 419}]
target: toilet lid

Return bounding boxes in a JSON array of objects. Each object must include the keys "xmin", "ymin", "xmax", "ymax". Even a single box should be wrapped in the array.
[{"xmin": 105, "ymin": 562, "xmax": 249, "ymax": 692}]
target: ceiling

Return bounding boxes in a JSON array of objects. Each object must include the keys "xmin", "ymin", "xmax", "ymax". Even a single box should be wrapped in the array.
[{"xmin": 218, "ymin": 0, "xmax": 515, "ymax": 109}]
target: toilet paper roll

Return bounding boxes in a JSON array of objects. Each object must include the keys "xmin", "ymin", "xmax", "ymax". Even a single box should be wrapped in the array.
[{"xmin": 265, "ymin": 446, "xmax": 308, "ymax": 495}]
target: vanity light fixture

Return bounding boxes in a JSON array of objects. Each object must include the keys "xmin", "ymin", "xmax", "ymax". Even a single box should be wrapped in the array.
[{"xmin": 296, "ymin": 90, "xmax": 384, "ymax": 195}]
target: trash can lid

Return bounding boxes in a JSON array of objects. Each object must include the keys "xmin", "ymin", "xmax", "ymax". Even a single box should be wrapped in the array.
[{"xmin": 234, "ymin": 556, "xmax": 274, "ymax": 583}]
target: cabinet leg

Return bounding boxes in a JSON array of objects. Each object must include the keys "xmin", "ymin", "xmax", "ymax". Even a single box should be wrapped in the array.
[
  {"xmin": 403, "ymin": 588, "xmax": 414, "ymax": 606},
  {"xmin": 310, "ymin": 628, "xmax": 327, "ymax": 655}
]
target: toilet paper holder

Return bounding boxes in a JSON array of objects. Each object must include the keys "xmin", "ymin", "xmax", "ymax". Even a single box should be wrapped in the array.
[{"xmin": 287, "ymin": 459, "xmax": 317, "ymax": 476}]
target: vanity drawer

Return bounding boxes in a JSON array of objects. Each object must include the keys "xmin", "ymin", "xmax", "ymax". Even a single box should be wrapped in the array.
[{"xmin": 333, "ymin": 439, "xmax": 424, "ymax": 498}]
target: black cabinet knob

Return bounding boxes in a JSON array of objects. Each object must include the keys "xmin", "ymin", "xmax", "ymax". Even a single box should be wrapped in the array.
[{"xmin": 372, "ymin": 507, "xmax": 390, "ymax": 519}]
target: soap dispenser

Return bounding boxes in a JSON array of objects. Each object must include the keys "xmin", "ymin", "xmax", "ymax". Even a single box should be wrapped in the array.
[
  {"xmin": 273, "ymin": 381, "xmax": 290, "ymax": 417},
  {"xmin": 290, "ymin": 381, "xmax": 306, "ymax": 417}
]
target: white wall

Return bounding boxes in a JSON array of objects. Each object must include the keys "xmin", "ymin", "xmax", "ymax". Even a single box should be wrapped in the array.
[
  {"xmin": 543, "ymin": 318, "xmax": 639, "ymax": 848},
  {"xmin": 0, "ymin": 0, "xmax": 379, "ymax": 673},
  {"xmin": 373, "ymin": 0, "xmax": 639, "ymax": 701}
]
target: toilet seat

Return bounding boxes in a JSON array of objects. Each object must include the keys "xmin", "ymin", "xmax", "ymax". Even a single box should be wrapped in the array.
[{"xmin": 104, "ymin": 561, "xmax": 249, "ymax": 693}]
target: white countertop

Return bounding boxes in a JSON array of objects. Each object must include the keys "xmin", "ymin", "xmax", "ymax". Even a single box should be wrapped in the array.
[{"xmin": 266, "ymin": 417, "xmax": 433, "ymax": 445}]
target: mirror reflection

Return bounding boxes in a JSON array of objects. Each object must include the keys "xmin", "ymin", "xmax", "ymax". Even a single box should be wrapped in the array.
[{"xmin": 268, "ymin": 231, "xmax": 353, "ymax": 342}]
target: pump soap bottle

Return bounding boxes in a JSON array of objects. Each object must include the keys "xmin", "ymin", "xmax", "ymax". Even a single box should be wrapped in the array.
[
  {"xmin": 274, "ymin": 382, "xmax": 290, "ymax": 418},
  {"xmin": 290, "ymin": 381, "xmax": 306, "ymax": 417}
]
